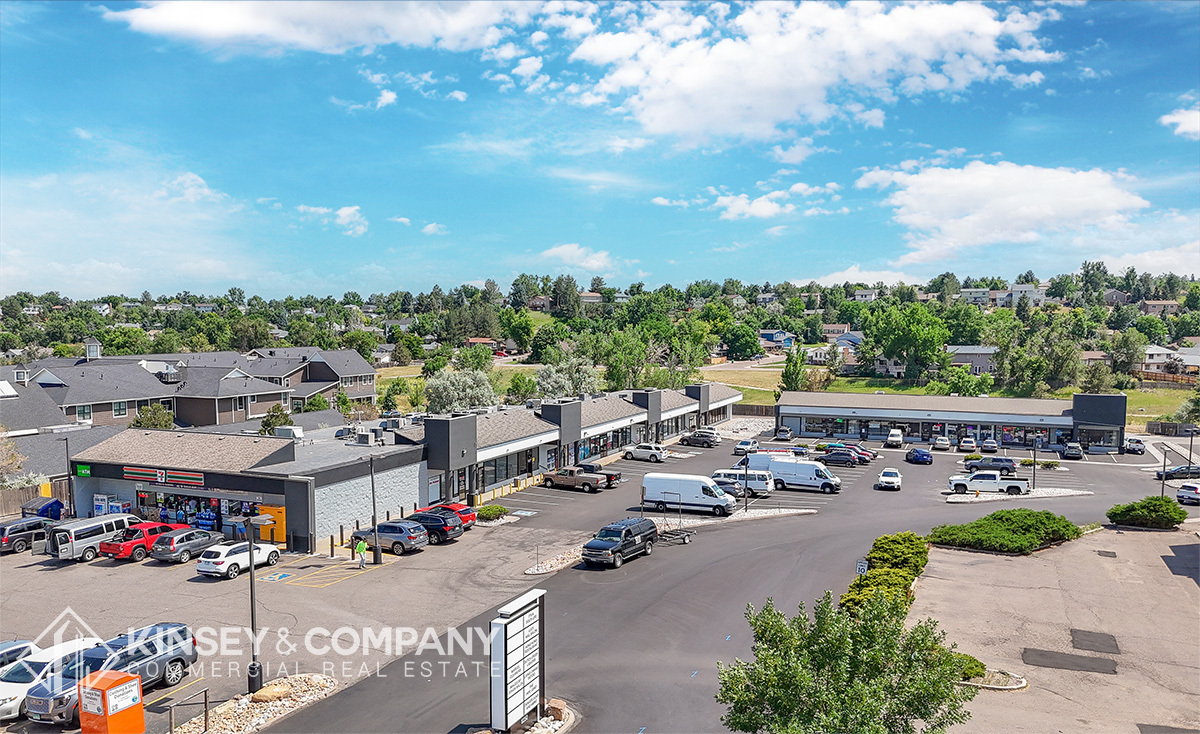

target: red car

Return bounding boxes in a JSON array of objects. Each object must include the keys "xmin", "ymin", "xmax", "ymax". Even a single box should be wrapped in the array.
[
  {"xmin": 98, "ymin": 522, "xmax": 189, "ymax": 561},
  {"xmin": 416, "ymin": 503, "xmax": 477, "ymax": 530}
]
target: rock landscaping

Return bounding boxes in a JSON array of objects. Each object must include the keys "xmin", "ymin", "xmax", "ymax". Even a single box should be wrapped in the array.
[
  {"xmin": 175, "ymin": 674, "xmax": 337, "ymax": 734},
  {"xmin": 945, "ymin": 486, "xmax": 1093, "ymax": 504}
]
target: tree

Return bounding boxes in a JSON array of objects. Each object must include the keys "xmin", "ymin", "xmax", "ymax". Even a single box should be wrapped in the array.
[
  {"xmin": 1184, "ymin": 283, "xmax": 1200, "ymax": 312},
  {"xmin": 530, "ymin": 322, "xmax": 570, "ymax": 364},
  {"xmin": 1108, "ymin": 329, "xmax": 1149, "ymax": 374},
  {"xmin": 509, "ymin": 273, "xmax": 541, "ymax": 310},
  {"xmin": 589, "ymin": 276, "xmax": 606, "ymax": 292},
  {"xmin": 390, "ymin": 342, "xmax": 412, "ymax": 366},
  {"xmin": 426, "ymin": 369, "xmax": 496, "ymax": 413},
  {"xmin": 341, "ymin": 329, "xmax": 379, "ymax": 360},
  {"xmin": 506, "ymin": 372, "xmax": 538, "ymax": 403},
  {"xmin": 779, "ymin": 348, "xmax": 807, "ymax": 392},
  {"xmin": 1163, "ymin": 354, "xmax": 1185, "ymax": 375},
  {"xmin": 1015, "ymin": 269, "xmax": 1038, "ymax": 285},
  {"xmin": 1134, "ymin": 315, "xmax": 1169, "ymax": 345},
  {"xmin": 302, "ymin": 393, "xmax": 330, "ymax": 413},
  {"xmin": 716, "ymin": 591, "xmax": 975, "ymax": 734},
  {"xmin": 500, "ymin": 308, "xmax": 535, "ymax": 353},
  {"xmin": 0, "ymin": 426, "xmax": 26, "ymax": 482},
  {"xmin": 406, "ymin": 377, "xmax": 427, "ymax": 411},
  {"xmin": 724, "ymin": 324, "xmax": 762, "ymax": 361},
  {"xmin": 150, "ymin": 329, "xmax": 183, "ymax": 354},
  {"xmin": 1175, "ymin": 384, "xmax": 1200, "ymax": 423},
  {"xmin": 231, "ymin": 317, "xmax": 273, "ymax": 351},
  {"xmin": 128, "ymin": 403, "xmax": 175, "ymax": 429},
  {"xmin": 1079, "ymin": 362, "xmax": 1115, "ymax": 394},
  {"xmin": 334, "ymin": 388, "xmax": 353, "ymax": 415},
  {"xmin": 550, "ymin": 275, "xmax": 582, "ymax": 319},
  {"xmin": 863, "ymin": 304, "xmax": 950, "ymax": 378},
  {"xmin": 258, "ymin": 404, "xmax": 294, "ymax": 435},
  {"xmin": 1014, "ymin": 293, "xmax": 1032, "ymax": 323},
  {"xmin": 453, "ymin": 343, "xmax": 495, "ymax": 372},
  {"xmin": 536, "ymin": 357, "xmax": 599, "ymax": 398},
  {"xmin": 226, "ymin": 287, "xmax": 245, "ymax": 305},
  {"xmin": 101, "ymin": 326, "xmax": 152, "ymax": 355}
]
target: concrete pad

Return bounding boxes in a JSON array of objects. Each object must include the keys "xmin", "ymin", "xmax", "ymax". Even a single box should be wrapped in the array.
[
  {"xmin": 909, "ymin": 530, "xmax": 1200, "ymax": 732},
  {"xmin": 1071, "ymin": 629, "xmax": 1120, "ymax": 654},
  {"xmin": 1021, "ymin": 647, "xmax": 1117, "ymax": 674}
]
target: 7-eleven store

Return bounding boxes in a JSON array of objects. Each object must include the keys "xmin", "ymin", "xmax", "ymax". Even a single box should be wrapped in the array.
[{"xmin": 115, "ymin": 466, "xmax": 278, "ymax": 538}]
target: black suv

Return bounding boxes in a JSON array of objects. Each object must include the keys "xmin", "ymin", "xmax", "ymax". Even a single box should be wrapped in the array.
[
  {"xmin": 964, "ymin": 456, "xmax": 1018, "ymax": 475},
  {"xmin": 408, "ymin": 512, "xmax": 464, "ymax": 545},
  {"xmin": 582, "ymin": 517, "xmax": 658, "ymax": 569},
  {"xmin": 818, "ymin": 450, "xmax": 858, "ymax": 467},
  {"xmin": 0, "ymin": 517, "xmax": 51, "ymax": 553}
]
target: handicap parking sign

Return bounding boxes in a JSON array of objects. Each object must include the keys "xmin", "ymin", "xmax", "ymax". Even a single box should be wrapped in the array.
[
  {"xmin": 512, "ymin": 510, "xmax": 538, "ymax": 517},
  {"xmin": 259, "ymin": 572, "xmax": 294, "ymax": 582}
]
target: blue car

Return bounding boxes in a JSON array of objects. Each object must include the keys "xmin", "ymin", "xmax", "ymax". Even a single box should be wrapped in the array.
[{"xmin": 905, "ymin": 448, "xmax": 934, "ymax": 465}]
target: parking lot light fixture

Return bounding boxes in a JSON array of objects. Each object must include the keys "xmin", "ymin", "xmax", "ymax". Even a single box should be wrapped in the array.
[
  {"xmin": 361, "ymin": 455, "xmax": 383, "ymax": 565},
  {"xmin": 228, "ymin": 513, "xmax": 274, "ymax": 694}
]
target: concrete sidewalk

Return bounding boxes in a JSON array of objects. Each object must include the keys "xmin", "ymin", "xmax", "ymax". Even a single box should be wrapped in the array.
[{"xmin": 909, "ymin": 529, "xmax": 1199, "ymax": 733}]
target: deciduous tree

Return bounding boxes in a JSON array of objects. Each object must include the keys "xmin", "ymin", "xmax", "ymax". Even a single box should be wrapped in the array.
[
  {"xmin": 258, "ymin": 404, "xmax": 294, "ymax": 435},
  {"xmin": 426, "ymin": 369, "xmax": 496, "ymax": 413},
  {"xmin": 128, "ymin": 403, "xmax": 175, "ymax": 429}
]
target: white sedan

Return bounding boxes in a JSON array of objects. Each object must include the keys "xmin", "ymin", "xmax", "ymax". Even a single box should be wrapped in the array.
[
  {"xmin": 0, "ymin": 638, "xmax": 103, "ymax": 721},
  {"xmin": 876, "ymin": 468, "xmax": 903, "ymax": 491}
]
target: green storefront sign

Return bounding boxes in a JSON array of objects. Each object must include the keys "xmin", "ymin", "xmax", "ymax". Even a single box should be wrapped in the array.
[{"xmin": 75, "ymin": 464, "xmax": 91, "ymax": 477}]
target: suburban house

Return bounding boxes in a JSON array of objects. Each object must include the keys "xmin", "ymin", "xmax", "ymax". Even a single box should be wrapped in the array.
[
  {"xmin": 758, "ymin": 330, "xmax": 796, "ymax": 351},
  {"xmin": 1080, "ymin": 350, "xmax": 1110, "ymax": 367},
  {"xmin": 756, "ymin": 292, "xmax": 779, "ymax": 306},
  {"xmin": 798, "ymin": 292, "xmax": 822, "ymax": 307},
  {"xmin": 464, "ymin": 337, "xmax": 499, "ymax": 349},
  {"xmin": 527, "ymin": 295, "xmax": 553, "ymax": 311},
  {"xmin": 248, "ymin": 347, "xmax": 377, "ymax": 409},
  {"xmin": 873, "ymin": 357, "xmax": 907, "ymax": 377},
  {"xmin": 1140, "ymin": 300, "xmax": 1180, "ymax": 317},
  {"xmin": 1011, "ymin": 284, "xmax": 1049, "ymax": 307},
  {"xmin": 946, "ymin": 345, "xmax": 998, "ymax": 375},
  {"xmin": 854, "ymin": 289, "xmax": 879, "ymax": 302},
  {"xmin": 724, "ymin": 294, "xmax": 748, "ymax": 308},
  {"xmin": 91, "ymin": 303, "xmax": 113, "ymax": 317},
  {"xmin": 959, "ymin": 288, "xmax": 990, "ymax": 306},
  {"xmin": 1140, "ymin": 345, "xmax": 1178, "ymax": 373},
  {"xmin": 194, "ymin": 303, "xmax": 218, "ymax": 313},
  {"xmin": 383, "ymin": 318, "xmax": 414, "ymax": 335},
  {"xmin": 21, "ymin": 305, "xmax": 41, "ymax": 317},
  {"xmin": 579, "ymin": 291, "xmax": 604, "ymax": 305},
  {"xmin": 1103, "ymin": 289, "xmax": 1130, "ymax": 307},
  {"xmin": 833, "ymin": 331, "xmax": 863, "ymax": 350},
  {"xmin": 822, "ymin": 323, "xmax": 850, "ymax": 341}
]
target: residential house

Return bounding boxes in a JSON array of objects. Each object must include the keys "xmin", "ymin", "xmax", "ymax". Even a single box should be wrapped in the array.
[
  {"xmin": 989, "ymin": 290, "xmax": 1012, "ymax": 308},
  {"xmin": 268, "ymin": 328, "xmax": 289, "ymax": 340},
  {"xmin": 854, "ymin": 289, "xmax": 879, "ymax": 302},
  {"xmin": 1140, "ymin": 345, "xmax": 1177, "ymax": 373},
  {"xmin": 756, "ymin": 292, "xmax": 778, "ymax": 306},
  {"xmin": 194, "ymin": 303, "xmax": 218, "ymax": 313},
  {"xmin": 527, "ymin": 295, "xmax": 553, "ymax": 311},
  {"xmin": 959, "ymin": 288, "xmax": 990, "ymax": 307},
  {"xmin": 1103, "ymin": 289, "xmax": 1129, "ymax": 307},
  {"xmin": 1011, "ymin": 284, "xmax": 1048, "ymax": 307},
  {"xmin": 946, "ymin": 345, "xmax": 998, "ymax": 375},
  {"xmin": 21, "ymin": 305, "xmax": 41, "ymax": 317},
  {"xmin": 822, "ymin": 323, "xmax": 850, "ymax": 341},
  {"xmin": 1140, "ymin": 300, "xmax": 1180, "ymax": 317},
  {"xmin": 916, "ymin": 290, "xmax": 938, "ymax": 303},
  {"xmin": 613, "ymin": 292, "xmax": 631, "ymax": 304},
  {"xmin": 463, "ymin": 337, "xmax": 499, "ymax": 349},
  {"xmin": 373, "ymin": 344, "xmax": 395, "ymax": 366},
  {"xmin": 383, "ymin": 318, "xmax": 414, "ymax": 335},
  {"xmin": 579, "ymin": 291, "xmax": 603, "ymax": 305},
  {"xmin": 91, "ymin": 303, "xmax": 113, "ymax": 317},
  {"xmin": 758, "ymin": 330, "xmax": 796, "ymax": 351},
  {"xmin": 873, "ymin": 357, "xmax": 907, "ymax": 377},
  {"xmin": 724, "ymin": 294, "xmax": 748, "ymax": 309},
  {"xmin": 798, "ymin": 292, "xmax": 822, "ymax": 307},
  {"xmin": 834, "ymin": 331, "xmax": 863, "ymax": 350},
  {"xmin": 153, "ymin": 303, "xmax": 184, "ymax": 312},
  {"xmin": 119, "ymin": 301, "xmax": 140, "ymax": 310},
  {"xmin": 1080, "ymin": 351, "xmax": 1110, "ymax": 367}
]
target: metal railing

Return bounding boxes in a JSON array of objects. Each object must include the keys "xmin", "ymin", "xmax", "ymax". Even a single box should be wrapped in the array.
[{"xmin": 168, "ymin": 686, "xmax": 210, "ymax": 733}]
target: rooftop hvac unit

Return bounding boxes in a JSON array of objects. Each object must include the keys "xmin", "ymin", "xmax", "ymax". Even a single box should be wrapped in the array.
[{"xmin": 356, "ymin": 431, "xmax": 372, "ymax": 445}]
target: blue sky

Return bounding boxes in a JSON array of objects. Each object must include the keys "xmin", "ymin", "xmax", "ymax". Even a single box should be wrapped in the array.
[{"xmin": 1, "ymin": 1, "xmax": 1197, "ymax": 299}]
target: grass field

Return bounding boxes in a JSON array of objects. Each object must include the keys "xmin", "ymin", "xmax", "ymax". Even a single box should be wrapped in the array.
[{"xmin": 528, "ymin": 311, "xmax": 554, "ymax": 328}]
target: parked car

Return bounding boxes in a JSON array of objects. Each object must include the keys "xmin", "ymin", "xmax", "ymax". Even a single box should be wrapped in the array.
[
  {"xmin": 876, "ymin": 468, "xmax": 903, "ymax": 491},
  {"xmin": 733, "ymin": 439, "xmax": 759, "ymax": 456},
  {"xmin": 710, "ymin": 469, "xmax": 774, "ymax": 498},
  {"xmin": 947, "ymin": 471, "xmax": 1030, "ymax": 495},
  {"xmin": 623, "ymin": 443, "xmax": 666, "ymax": 462},
  {"xmin": 99, "ymin": 522, "xmax": 189, "ymax": 561},
  {"xmin": 407, "ymin": 512, "xmax": 464, "ymax": 545},
  {"xmin": 980, "ymin": 439, "xmax": 1000, "ymax": 453},
  {"xmin": 576, "ymin": 462, "xmax": 622, "ymax": 488},
  {"xmin": 843, "ymin": 443, "xmax": 878, "ymax": 459},
  {"xmin": 710, "ymin": 477, "xmax": 745, "ymax": 498},
  {"xmin": 1156, "ymin": 465, "xmax": 1200, "ymax": 480},
  {"xmin": 582, "ymin": 517, "xmax": 659, "ymax": 569},
  {"xmin": 350, "ymin": 520, "xmax": 429, "ymax": 555},
  {"xmin": 840, "ymin": 446, "xmax": 873, "ymax": 464},
  {"xmin": 196, "ymin": 541, "xmax": 280, "ymax": 579},
  {"xmin": 0, "ymin": 517, "xmax": 51, "ymax": 554},
  {"xmin": 0, "ymin": 638, "xmax": 102, "ymax": 722},
  {"xmin": 817, "ymin": 450, "xmax": 858, "ymax": 467},
  {"xmin": 767, "ymin": 459, "xmax": 842, "ymax": 493},
  {"xmin": 964, "ymin": 456, "xmax": 1018, "ymax": 476},
  {"xmin": 884, "ymin": 429, "xmax": 905, "ymax": 448},
  {"xmin": 150, "ymin": 528, "xmax": 226, "ymax": 563},
  {"xmin": 775, "ymin": 426, "xmax": 794, "ymax": 441},
  {"xmin": 1062, "ymin": 442, "xmax": 1084, "ymax": 460},
  {"xmin": 958, "ymin": 438, "xmax": 978, "ymax": 453},
  {"xmin": 932, "ymin": 436, "xmax": 952, "ymax": 451},
  {"xmin": 679, "ymin": 429, "xmax": 721, "ymax": 448},
  {"xmin": 641, "ymin": 473, "xmax": 737, "ymax": 516},
  {"xmin": 1177, "ymin": 484, "xmax": 1200, "ymax": 506},
  {"xmin": 0, "ymin": 642, "xmax": 38, "ymax": 670},
  {"xmin": 542, "ymin": 466, "xmax": 608, "ymax": 493},
  {"xmin": 418, "ymin": 503, "xmax": 477, "ymax": 529},
  {"xmin": 42, "ymin": 514, "xmax": 138, "ymax": 562},
  {"xmin": 1124, "ymin": 437, "xmax": 1146, "ymax": 455},
  {"xmin": 905, "ymin": 447, "xmax": 934, "ymax": 465},
  {"xmin": 25, "ymin": 623, "xmax": 198, "ymax": 725}
]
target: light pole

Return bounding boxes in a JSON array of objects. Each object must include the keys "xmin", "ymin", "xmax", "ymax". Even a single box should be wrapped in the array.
[
  {"xmin": 228, "ymin": 514, "xmax": 274, "ymax": 693},
  {"xmin": 368, "ymin": 455, "xmax": 382, "ymax": 565},
  {"xmin": 1160, "ymin": 441, "xmax": 1169, "ymax": 497},
  {"xmin": 61, "ymin": 435, "xmax": 72, "ymax": 517}
]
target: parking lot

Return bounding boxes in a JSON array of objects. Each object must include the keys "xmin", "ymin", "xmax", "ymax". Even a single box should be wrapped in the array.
[{"xmin": 2, "ymin": 432, "xmax": 1195, "ymax": 734}]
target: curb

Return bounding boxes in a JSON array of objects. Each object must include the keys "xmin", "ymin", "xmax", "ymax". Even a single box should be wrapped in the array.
[
  {"xmin": 929, "ymin": 540, "xmax": 1067, "ymax": 557},
  {"xmin": 1108, "ymin": 523, "xmax": 1182, "ymax": 533},
  {"xmin": 957, "ymin": 669, "xmax": 1029, "ymax": 691}
]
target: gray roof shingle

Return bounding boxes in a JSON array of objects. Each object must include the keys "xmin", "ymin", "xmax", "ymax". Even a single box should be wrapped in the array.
[
  {"xmin": 32, "ymin": 364, "xmax": 175, "ymax": 407},
  {"xmin": 0, "ymin": 381, "xmax": 73, "ymax": 432},
  {"xmin": 660, "ymin": 390, "xmax": 699, "ymax": 411},
  {"xmin": 476, "ymin": 410, "xmax": 558, "ymax": 449},
  {"xmin": 11, "ymin": 425, "xmax": 126, "ymax": 478},
  {"xmin": 170, "ymin": 367, "xmax": 292, "ymax": 398},
  {"xmin": 75, "ymin": 429, "xmax": 295, "ymax": 474},
  {"xmin": 580, "ymin": 395, "xmax": 645, "ymax": 428},
  {"xmin": 313, "ymin": 349, "xmax": 374, "ymax": 377}
]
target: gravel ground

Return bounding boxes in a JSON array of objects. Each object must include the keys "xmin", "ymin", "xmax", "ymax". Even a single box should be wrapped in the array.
[
  {"xmin": 476, "ymin": 515, "xmax": 521, "ymax": 528},
  {"xmin": 718, "ymin": 417, "xmax": 774, "ymax": 437},
  {"xmin": 175, "ymin": 675, "xmax": 338, "ymax": 734},
  {"xmin": 945, "ymin": 487, "xmax": 1094, "ymax": 504}
]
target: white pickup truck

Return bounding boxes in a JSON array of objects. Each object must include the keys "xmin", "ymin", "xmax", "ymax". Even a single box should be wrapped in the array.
[{"xmin": 947, "ymin": 471, "xmax": 1030, "ymax": 496}]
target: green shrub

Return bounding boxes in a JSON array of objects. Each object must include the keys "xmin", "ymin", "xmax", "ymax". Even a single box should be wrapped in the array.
[
  {"xmin": 476, "ymin": 505, "xmax": 509, "ymax": 522},
  {"xmin": 927, "ymin": 509, "xmax": 1083, "ymax": 555},
  {"xmin": 1039, "ymin": 460, "xmax": 1060, "ymax": 470},
  {"xmin": 815, "ymin": 443, "xmax": 829, "ymax": 450},
  {"xmin": 1020, "ymin": 458, "xmax": 1035, "ymax": 467},
  {"xmin": 866, "ymin": 531, "xmax": 929, "ymax": 577},
  {"xmin": 839, "ymin": 568, "xmax": 915, "ymax": 614},
  {"xmin": 953, "ymin": 652, "xmax": 987, "ymax": 681},
  {"xmin": 964, "ymin": 453, "xmax": 983, "ymax": 461},
  {"xmin": 1106, "ymin": 496, "xmax": 1188, "ymax": 529}
]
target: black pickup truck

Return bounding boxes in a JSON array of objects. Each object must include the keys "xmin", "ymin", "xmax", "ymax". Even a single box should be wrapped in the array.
[{"xmin": 577, "ymin": 462, "xmax": 622, "ymax": 488}]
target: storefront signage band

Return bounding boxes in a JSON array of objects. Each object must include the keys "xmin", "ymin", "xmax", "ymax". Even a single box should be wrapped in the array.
[{"xmin": 123, "ymin": 466, "xmax": 205, "ymax": 487}]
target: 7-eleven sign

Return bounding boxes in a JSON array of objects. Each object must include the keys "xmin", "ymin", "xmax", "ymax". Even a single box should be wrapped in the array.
[{"xmin": 123, "ymin": 467, "xmax": 204, "ymax": 486}]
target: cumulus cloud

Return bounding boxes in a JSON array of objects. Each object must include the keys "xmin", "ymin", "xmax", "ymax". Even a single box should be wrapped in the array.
[
  {"xmin": 713, "ymin": 191, "xmax": 795, "ymax": 220},
  {"xmin": 374, "ymin": 89, "xmax": 397, "ymax": 109},
  {"xmin": 540, "ymin": 243, "xmax": 615, "ymax": 272},
  {"xmin": 335, "ymin": 205, "xmax": 368, "ymax": 236},
  {"xmin": 512, "ymin": 56, "xmax": 543, "ymax": 79},
  {"xmin": 296, "ymin": 204, "xmax": 332, "ymax": 216},
  {"xmin": 651, "ymin": 196, "xmax": 689, "ymax": 208},
  {"xmin": 608, "ymin": 136, "xmax": 650, "ymax": 154},
  {"xmin": 388, "ymin": 216, "xmax": 411, "ymax": 225},
  {"xmin": 1159, "ymin": 108, "xmax": 1200, "ymax": 140},
  {"xmin": 155, "ymin": 172, "xmax": 227, "ymax": 203},
  {"xmin": 447, "ymin": 90, "xmax": 468, "ymax": 102},
  {"xmin": 1100, "ymin": 241, "xmax": 1200, "ymax": 274},
  {"xmin": 808, "ymin": 265, "xmax": 919, "ymax": 286},
  {"xmin": 422, "ymin": 222, "xmax": 447, "ymax": 235},
  {"xmin": 856, "ymin": 160, "xmax": 1151, "ymax": 265}
]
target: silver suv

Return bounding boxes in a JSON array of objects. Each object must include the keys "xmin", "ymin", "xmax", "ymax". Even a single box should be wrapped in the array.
[
  {"xmin": 623, "ymin": 443, "xmax": 666, "ymax": 462},
  {"xmin": 25, "ymin": 623, "xmax": 198, "ymax": 725},
  {"xmin": 350, "ymin": 520, "xmax": 429, "ymax": 555}
]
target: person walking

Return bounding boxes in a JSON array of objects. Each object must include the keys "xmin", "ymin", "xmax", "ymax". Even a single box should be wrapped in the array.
[{"xmin": 355, "ymin": 537, "xmax": 368, "ymax": 568}]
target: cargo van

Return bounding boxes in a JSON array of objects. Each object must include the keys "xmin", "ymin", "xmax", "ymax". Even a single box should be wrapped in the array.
[
  {"xmin": 642, "ymin": 473, "xmax": 737, "ymax": 516},
  {"xmin": 40, "ymin": 514, "xmax": 137, "ymax": 562},
  {"xmin": 765, "ymin": 459, "xmax": 842, "ymax": 493},
  {"xmin": 710, "ymin": 469, "xmax": 774, "ymax": 497}
]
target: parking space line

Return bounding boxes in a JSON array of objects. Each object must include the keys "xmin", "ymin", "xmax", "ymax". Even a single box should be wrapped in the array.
[
  {"xmin": 491, "ymin": 496, "xmax": 560, "ymax": 506},
  {"xmin": 285, "ymin": 558, "xmax": 394, "ymax": 588},
  {"xmin": 145, "ymin": 676, "xmax": 205, "ymax": 706}
]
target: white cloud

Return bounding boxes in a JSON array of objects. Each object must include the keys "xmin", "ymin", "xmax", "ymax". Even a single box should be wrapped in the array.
[
  {"xmin": 788, "ymin": 181, "xmax": 840, "ymax": 197},
  {"xmin": 546, "ymin": 168, "xmax": 643, "ymax": 189},
  {"xmin": 772, "ymin": 139, "xmax": 824, "ymax": 164},
  {"xmin": 1099, "ymin": 241, "xmax": 1200, "ymax": 274},
  {"xmin": 482, "ymin": 42, "xmax": 522, "ymax": 62},
  {"xmin": 103, "ymin": 1, "xmax": 539, "ymax": 54},
  {"xmin": 512, "ymin": 56, "xmax": 543, "ymax": 79},
  {"xmin": 808, "ymin": 265, "xmax": 919, "ymax": 287},
  {"xmin": 765, "ymin": 225, "xmax": 788, "ymax": 237},
  {"xmin": 430, "ymin": 134, "xmax": 534, "ymax": 159},
  {"xmin": 713, "ymin": 191, "xmax": 795, "ymax": 220},
  {"xmin": 296, "ymin": 204, "xmax": 332, "ymax": 216},
  {"xmin": 856, "ymin": 160, "xmax": 1151, "ymax": 266},
  {"xmin": 422, "ymin": 222, "xmax": 448, "ymax": 235},
  {"xmin": 651, "ymin": 196, "xmax": 688, "ymax": 208},
  {"xmin": 1159, "ymin": 108, "xmax": 1200, "ymax": 140},
  {"xmin": 71, "ymin": 127, "xmax": 94, "ymax": 140},
  {"xmin": 541, "ymin": 243, "xmax": 615, "ymax": 272},
  {"xmin": 388, "ymin": 216, "xmax": 411, "ymax": 225},
  {"xmin": 447, "ymin": 90, "xmax": 468, "ymax": 102},
  {"xmin": 608, "ymin": 136, "xmax": 650, "ymax": 154},
  {"xmin": 156, "ymin": 172, "xmax": 227, "ymax": 203},
  {"xmin": 529, "ymin": 30, "xmax": 549, "ymax": 48},
  {"xmin": 335, "ymin": 205, "xmax": 368, "ymax": 236},
  {"xmin": 802, "ymin": 206, "xmax": 851, "ymax": 217},
  {"xmin": 374, "ymin": 89, "xmax": 397, "ymax": 109}
]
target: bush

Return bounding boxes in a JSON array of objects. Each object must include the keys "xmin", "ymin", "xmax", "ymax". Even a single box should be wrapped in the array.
[
  {"xmin": 866, "ymin": 531, "xmax": 929, "ymax": 577},
  {"xmin": 1106, "ymin": 496, "xmax": 1188, "ymax": 529},
  {"xmin": 839, "ymin": 568, "xmax": 915, "ymax": 614},
  {"xmin": 476, "ymin": 505, "xmax": 508, "ymax": 522},
  {"xmin": 1020, "ymin": 458, "xmax": 1036, "ymax": 467},
  {"xmin": 964, "ymin": 453, "xmax": 982, "ymax": 461},
  {"xmin": 927, "ymin": 509, "xmax": 1083, "ymax": 555},
  {"xmin": 1039, "ymin": 460, "xmax": 1059, "ymax": 470},
  {"xmin": 815, "ymin": 443, "xmax": 829, "ymax": 450},
  {"xmin": 953, "ymin": 652, "xmax": 987, "ymax": 681}
]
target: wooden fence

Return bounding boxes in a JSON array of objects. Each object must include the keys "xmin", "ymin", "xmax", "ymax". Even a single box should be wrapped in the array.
[
  {"xmin": 733, "ymin": 404, "xmax": 774, "ymax": 417},
  {"xmin": 1133, "ymin": 370, "xmax": 1196, "ymax": 386},
  {"xmin": 0, "ymin": 478, "xmax": 72, "ymax": 519}
]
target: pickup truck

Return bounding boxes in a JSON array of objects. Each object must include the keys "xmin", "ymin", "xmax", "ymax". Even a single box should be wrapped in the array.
[
  {"xmin": 577, "ymin": 462, "xmax": 622, "ymax": 488},
  {"xmin": 947, "ymin": 471, "xmax": 1030, "ymax": 496},
  {"xmin": 543, "ymin": 466, "xmax": 608, "ymax": 493},
  {"xmin": 99, "ymin": 521, "xmax": 189, "ymax": 561}
]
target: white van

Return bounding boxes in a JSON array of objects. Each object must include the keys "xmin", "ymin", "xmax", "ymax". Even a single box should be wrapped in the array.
[
  {"xmin": 40, "ymin": 514, "xmax": 138, "ymax": 562},
  {"xmin": 710, "ymin": 469, "xmax": 774, "ymax": 497},
  {"xmin": 767, "ymin": 459, "xmax": 842, "ymax": 493},
  {"xmin": 642, "ymin": 473, "xmax": 737, "ymax": 516}
]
